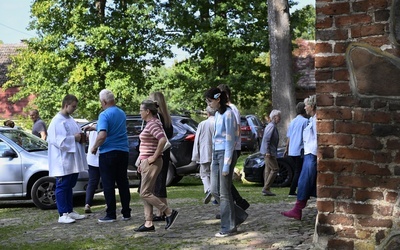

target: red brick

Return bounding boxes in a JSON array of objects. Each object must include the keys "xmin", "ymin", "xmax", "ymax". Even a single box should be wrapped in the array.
[
  {"xmin": 318, "ymin": 186, "xmax": 353, "ymax": 199},
  {"xmin": 319, "ymin": 134, "xmax": 353, "ymax": 146},
  {"xmin": 317, "ymin": 82, "xmax": 351, "ymax": 94},
  {"xmin": 337, "ymin": 175, "xmax": 374, "ymax": 188},
  {"xmin": 352, "ymin": 0, "xmax": 370, "ymax": 12},
  {"xmin": 336, "ymin": 202, "xmax": 374, "ymax": 215},
  {"xmin": 333, "ymin": 69, "xmax": 349, "ymax": 81},
  {"xmin": 315, "ymin": 70, "xmax": 333, "ymax": 81},
  {"xmin": 317, "ymin": 93, "xmax": 334, "ymax": 106},
  {"xmin": 354, "ymin": 162, "xmax": 390, "ymax": 175},
  {"xmin": 336, "ymin": 14, "xmax": 373, "ymax": 27},
  {"xmin": 359, "ymin": 36, "xmax": 391, "ymax": 47},
  {"xmin": 327, "ymin": 239, "xmax": 354, "ymax": 249},
  {"xmin": 318, "ymin": 107, "xmax": 353, "ymax": 120},
  {"xmin": 334, "ymin": 42, "xmax": 349, "ymax": 53},
  {"xmin": 353, "ymin": 110, "xmax": 392, "ymax": 123},
  {"xmin": 354, "ymin": 136, "xmax": 383, "ymax": 150},
  {"xmin": 317, "ymin": 2, "xmax": 350, "ymax": 15},
  {"xmin": 315, "ymin": 42, "xmax": 332, "ymax": 53},
  {"xmin": 318, "ymin": 213, "xmax": 354, "ymax": 226},
  {"xmin": 318, "ymin": 120, "xmax": 334, "ymax": 133},
  {"xmin": 376, "ymin": 205, "xmax": 393, "ymax": 216},
  {"xmin": 317, "ymin": 173, "xmax": 335, "ymax": 186},
  {"xmin": 386, "ymin": 192, "xmax": 398, "ymax": 203},
  {"xmin": 387, "ymin": 139, "xmax": 400, "ymax": 150},
  {"xmin": 317, "ymin": 200, "xmax": 334, "ymax": 213},
  {"xmin": 358, "ymin": 218, "xmax": 392, "ymax": 228},
  {"xmin": 318, "ymin": 160, "xmax": 354, "ymax": 172},
  {"xmin": 315, "ymin": 55, "xmax": 346, "ymax": 68},
  {"xmin": 317, "ymin": 29, "xmax": 349, "ymax": 42},
  {"xmin": 336, "ymin": 147, "xmax": 373, "ymax": 161},
  {"xmin": 374, "ymin": 152, "xmax": 393, "ymax": 163},
  {"xmin": 316, "ymin": 16, "xmax": 334, "ymax": 29},
  {"xmin": 336, "ymin": 227, "xmax": 357, "ymax": 238},
  {"xmin": 335, "ymin": 121, "xmax": 373, "ymax": 135},
  {"xmin": 377, "ymin": 177, "xmax": 400, "ymax": 190},
  {"xmin": 318, "ymin": 146, "xmax": 335, "ymax": 159},
  {"xmin": 354, "ymin": 190, "xmax": 384, "ymax": 202},
  {"xmin": 335, "ymin": 96, "xmax": 362, "ymax": 107}
]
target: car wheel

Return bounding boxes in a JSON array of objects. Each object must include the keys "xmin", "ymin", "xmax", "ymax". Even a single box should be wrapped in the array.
[
  {"xmin": 272, "ymin": 158, "xmax": 294, "ymax": 187},
  {"xmin": 31, "ymin": 176, "xmax": 57, "ymax": 210},
  {"xmin": 166, "ymin": 162, "xmax": 183, "ymax": 187}
]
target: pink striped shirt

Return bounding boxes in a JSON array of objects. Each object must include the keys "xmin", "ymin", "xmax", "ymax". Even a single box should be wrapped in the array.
[{"xmin": 139, "ymin": 118, "xmax": 165, "ymax": 160}]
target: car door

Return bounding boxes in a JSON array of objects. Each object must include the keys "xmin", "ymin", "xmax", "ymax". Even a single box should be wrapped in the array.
[{"xmin": 0, "ymin": 139, "xmax": 23, "ymax": 197}]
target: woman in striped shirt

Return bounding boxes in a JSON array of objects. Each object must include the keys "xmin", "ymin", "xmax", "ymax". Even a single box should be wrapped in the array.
[{"xmin": 134, "ymin": 100, "xmax": 178, "ymax": 232}]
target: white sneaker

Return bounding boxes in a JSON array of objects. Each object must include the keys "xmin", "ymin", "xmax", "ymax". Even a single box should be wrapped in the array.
[
  {"xmin": 68, "ymin": 211, "xmax": 86, "ymax": 220},
  {"xmin": 58, "ymin": 213, "xmax": 76, "ymax": 224},
  {"xmin": 84, "ymin": 204, "xmax": 92, "ymax": 213}
]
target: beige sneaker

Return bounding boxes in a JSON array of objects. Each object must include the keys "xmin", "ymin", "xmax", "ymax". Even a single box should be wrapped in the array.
[
  {"xmin": 58, "ymin": 213, "xmax": 76, "ymax": 224},
  {"xmin": 84, "ymin": 204, "xmax": 92, "ymax": 213}
]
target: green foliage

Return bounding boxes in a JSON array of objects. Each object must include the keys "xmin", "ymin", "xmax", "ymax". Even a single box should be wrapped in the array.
[
  {"xmin": 290, "ymin": 4, "xmax": 316, "ymax": 40},
  {"xmin": 4, "ymin": 0, "xmax": 172, "ymax": 121},
  {"xmin": 3, "ymin": 1, "xmax": 314, "ymax": 121}
]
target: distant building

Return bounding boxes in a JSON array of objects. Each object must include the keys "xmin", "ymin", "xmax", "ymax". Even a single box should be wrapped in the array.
[{"xmin": 0, "ymin": 43, "xmax": 33, "ymax": 119}]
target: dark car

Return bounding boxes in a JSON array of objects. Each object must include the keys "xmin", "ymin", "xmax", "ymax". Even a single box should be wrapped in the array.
[
  {"xmin": 240, "ymin": 115, "xmax": 265, "ymax": 151},
  {"xmin": 243, "ymin": 148, "xmax": 295, "ymax": 187},
  {"xmin": 85, "ymin": 115, "xmax": 199, "ymax": 186}
]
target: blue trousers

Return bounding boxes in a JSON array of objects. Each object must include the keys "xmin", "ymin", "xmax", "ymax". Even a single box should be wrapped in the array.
[
  {"xmin": 99, "ymin": 150, "xmax": 131, "ymax": 219},
  {"xmin": 297, "ymin": 154, "xmax": 317, "ymax": 201},
  {"xmin": 56, "ymin": 173, "xmax": 79, "ymax": 216},
  {"xmin": 210, "ymin": 150, "xmax": 247, "ymax": 233}
]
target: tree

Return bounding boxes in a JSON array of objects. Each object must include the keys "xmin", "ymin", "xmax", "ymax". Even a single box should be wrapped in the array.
[
  {"xmin": 159, "ymin": 0, "xmax": 279, "ymax": 111},
  {"xmin": 290, "ymin": 4, "xmax": 316, "ymax": 40},
  {"xmin": 4, "ymin": 0, "xmax": 172, "ymax": 121},
  {"xmin": 268, "ymin": 0, "xmax": 296, "ymax": 145}
]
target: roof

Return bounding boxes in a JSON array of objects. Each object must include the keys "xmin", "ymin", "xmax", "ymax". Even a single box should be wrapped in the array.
[{"xmin": 0, "ymin": 43, "xmax": 27, "ymax": 86}]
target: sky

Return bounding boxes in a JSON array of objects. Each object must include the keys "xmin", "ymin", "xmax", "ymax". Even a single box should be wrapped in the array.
[{"xmin": 0, "ymin": 0, "xmax": 315, "ymax": 64}]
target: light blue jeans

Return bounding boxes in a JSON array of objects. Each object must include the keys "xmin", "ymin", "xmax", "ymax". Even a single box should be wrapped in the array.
[
  {"xmin": 297, "ymin": 154, "xmax": 317, "ymax": 201},
  {"xmin": 211, "ymin": 150, "xmax": 248, "ymax": 233}
]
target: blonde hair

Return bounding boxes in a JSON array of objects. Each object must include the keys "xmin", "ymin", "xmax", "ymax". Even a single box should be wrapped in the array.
[{"xmin": 149, "ymin": 91, "xmax": 172, "ymax": 128}]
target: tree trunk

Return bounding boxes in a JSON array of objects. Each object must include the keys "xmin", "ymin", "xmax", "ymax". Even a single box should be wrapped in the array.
[{"xmin": 267, "ymin": 0, "xmax": 296, "ymax": 146}]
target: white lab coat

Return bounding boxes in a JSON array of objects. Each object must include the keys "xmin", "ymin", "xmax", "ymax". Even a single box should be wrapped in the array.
[{"xmin": 47, "ymin": 113, "xmax": 88, "ymax": 177}]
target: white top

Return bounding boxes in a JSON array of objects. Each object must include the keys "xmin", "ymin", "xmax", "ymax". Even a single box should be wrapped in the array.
[
  {"xmin": 47, "ymin": 113, "xmax": 88, "ymax": 177},
  {"xmin": 303, "ymin": 114, "xmax": 317, "ymax": 156},
  {"xmin": 229, "ymin": 103, "xmax": 242, "ymax": 151},
  {"xmin": 192, "ymin": 116, "xmax": 215, "ymax": 164},
  {"xmin": 86, "ymin": 131, "xmax": 99, "ymax": 167}
]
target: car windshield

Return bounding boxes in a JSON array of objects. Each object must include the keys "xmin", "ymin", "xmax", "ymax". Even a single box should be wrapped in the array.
[{"xmin": 1, "ymin": 129, "xmax": 48, "ymax": 152}]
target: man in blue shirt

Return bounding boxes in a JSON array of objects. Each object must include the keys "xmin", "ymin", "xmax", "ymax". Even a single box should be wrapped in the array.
[{"xmin": 90, "ymin": 89, "xmax": 131, "ymax": 222}]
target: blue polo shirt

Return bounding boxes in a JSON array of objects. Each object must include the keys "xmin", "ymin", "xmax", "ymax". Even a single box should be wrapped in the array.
[{"xmin": 97, "ymin": 106, "xmax": 129, "ymax": 153}]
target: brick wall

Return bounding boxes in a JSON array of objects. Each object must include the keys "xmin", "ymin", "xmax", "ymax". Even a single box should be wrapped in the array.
[{"xmin": 315, "ymin": 0, "xmax": 400, "ymax": 249}]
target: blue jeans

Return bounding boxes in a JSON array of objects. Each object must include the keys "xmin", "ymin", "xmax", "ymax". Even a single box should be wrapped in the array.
[
  {"xmin": 85, "ymin": 165, "xmax": 101, "ymax": 205},
  {"xmin": 55, "ymin": 173, "xmax": 79, "ymax": 216},
  {"xmin": 210, "ymin": 150, "xmax": 247, "ymax": 233},
  {"xmin": 99, "ymin": 150, "xmax": 131, "ymax": 219},
  {"xmin": 297, "ymin": 154, "xmax": 317, "ymax": 201}
]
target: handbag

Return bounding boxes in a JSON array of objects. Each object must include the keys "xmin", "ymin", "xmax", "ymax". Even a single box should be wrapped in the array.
[{"xmin": 157, "ymin": 114, "xmax": 172, "ymax": 152}]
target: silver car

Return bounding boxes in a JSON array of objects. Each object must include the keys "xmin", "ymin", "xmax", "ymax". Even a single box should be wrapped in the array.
[{"xmin": 0, "ymin": 126, "xmax": 91, "ymax": 209}]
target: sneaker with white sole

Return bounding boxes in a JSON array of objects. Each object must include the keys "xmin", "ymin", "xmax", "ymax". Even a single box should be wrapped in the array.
[
  {"xmin": 84, "ymin": 204, "xmax": 92, "ymax": 213},
  {"xmin": 98, "ymin": 216, "xmax": 116, "ymax": 223},
  {"xmin": 58, "ymin": 213, "xmax": 76, "ymax": 224},
  {"xmin": 68, "ymin": 211, "xmax": 86, "ymax": 220}
]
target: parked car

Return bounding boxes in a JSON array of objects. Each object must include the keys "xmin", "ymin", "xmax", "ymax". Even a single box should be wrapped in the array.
[
  {"xmin": 0, "ymin": 126, "xmax": 94, "ymax": 210},
  {"xmin": 240, "ymin": 115, "xmax": 265, "ymax": 151},
  {"xmin": 83, "ymin": 114, "xmax": 199, "ymax": 187},
  {"xmin": 243, "ymin": 148, "xmax": 295, "ymax": 187}
]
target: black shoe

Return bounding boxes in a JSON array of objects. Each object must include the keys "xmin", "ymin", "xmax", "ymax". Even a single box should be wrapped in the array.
[
  {"xmin": 165, "ymin": 210, "xmax": 179, "ymax": 230},
  {"xmin": 236, "ymin": 199, "xmax": 250, "ymax": 210},
  {"xmin": 236, "ymin": 212, "xmax": 248, "ymax": 227},
  {"xmin": 153, "ymin": 215, "xmax": 165, "ymax": 221},
  {"xmin": 134, "ymin": 224, "xmax": 155, "ymax": 232},
  {"xmin": 216, "ymin": 214, "xmax": 221, "ymax": 219}
]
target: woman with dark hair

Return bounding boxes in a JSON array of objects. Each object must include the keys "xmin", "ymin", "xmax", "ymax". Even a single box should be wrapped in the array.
[
  {"xmin": 134, "ymin": 100, "xmax": 178, "ymax": 232},
  {"xmin": 281, "ymin": 95, "xmax": 317, "ymax": 220},
  {"xmin": 149, "ymin": 91, "xmax": 173, "ymax": 221},
  {"xmin": 205, "ymin": 87, "xmax": 248, "ymax": 237}
]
